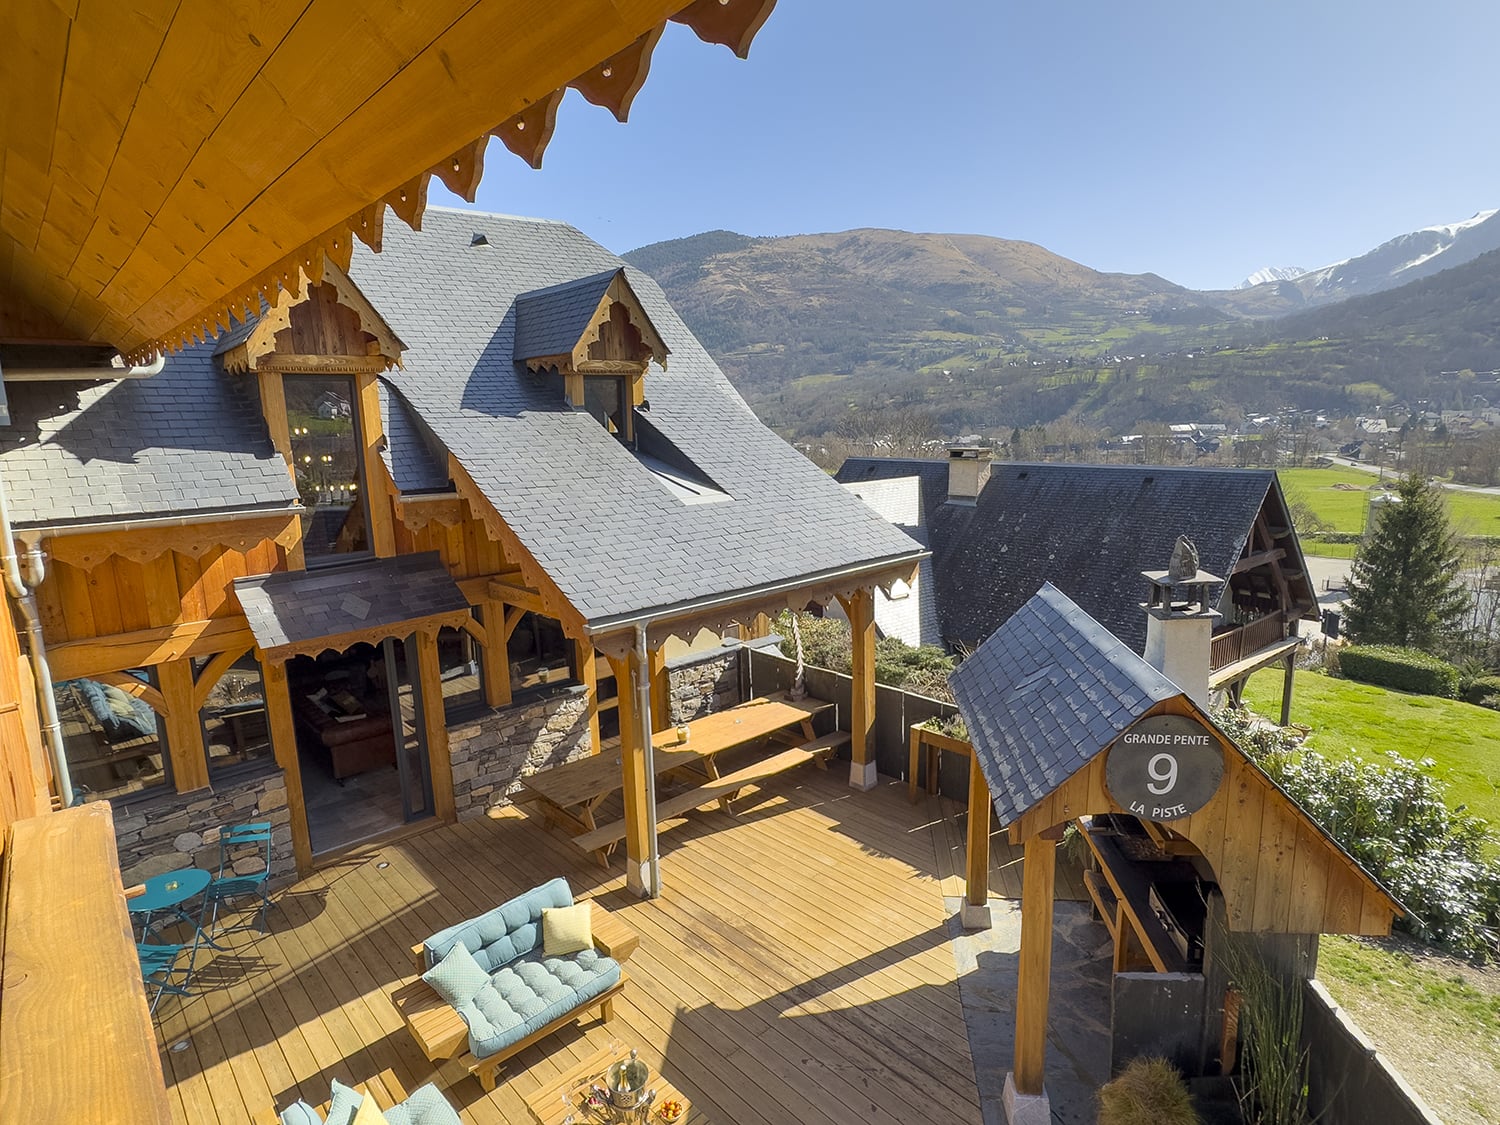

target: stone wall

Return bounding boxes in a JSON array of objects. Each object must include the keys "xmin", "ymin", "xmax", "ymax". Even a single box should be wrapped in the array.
[
  {"xmin": 666, "ymin": 644, "xmax": 743, "ymax": 723},
  {"xmin": 449, "ymin": 687, "xmax": 594, "ymax": 820},
  {"xmin": 113, "ymin": 767, "xmax": 292, "ymax": 887}
]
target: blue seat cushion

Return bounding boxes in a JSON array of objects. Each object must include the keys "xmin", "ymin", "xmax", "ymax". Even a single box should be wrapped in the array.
[
  {"xmin": 381, "ymin": 1083, "xmax": 462, "ymax": 1125},
  {"xmin": 324, "ymin": 1079, "xmax": 364, "ymax": 1125},
  {"xmin": 459, "ymin": 947, "xmax": 622, "ymax": 1059},
  {"xmin": 277, "ymin": 1101, "xmax": 324, "ymax": 1125},
  {"xmin": 421, "ymin": 878, "xmax": 573, "ymax": 973}
]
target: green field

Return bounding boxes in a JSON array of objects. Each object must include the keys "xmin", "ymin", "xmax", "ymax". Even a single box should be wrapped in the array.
[
  {"xmin": 1243, "ymin": 668, "xmax": 1500, "ymax": 827},
  {"xmin": 1279, "ymin": 467, "xmax": 1500, "ymax": 538}
]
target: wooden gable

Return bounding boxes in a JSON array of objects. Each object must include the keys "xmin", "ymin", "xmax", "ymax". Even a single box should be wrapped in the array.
[
  {"xmin": 518, "ymin": 271, "xmax": 669, "ymax": 377},
  {"xmin": 218, "ymin": 259, "xmax": 403, "ymax": 375}
]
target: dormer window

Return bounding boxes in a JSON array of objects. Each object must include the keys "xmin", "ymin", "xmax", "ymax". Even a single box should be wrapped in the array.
[{"xmin": 513, "ymin": 267, "xmax": 668, "ymax": 445}]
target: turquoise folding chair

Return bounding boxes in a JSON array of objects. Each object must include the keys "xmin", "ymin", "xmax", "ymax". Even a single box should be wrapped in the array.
[
  {"xmin": 204, "ymin": 822, "xmax": 275, "ymax": 937},
  {"xmin": 137, "ymin": 937, "xmax": 198, "ymax": 1016}
]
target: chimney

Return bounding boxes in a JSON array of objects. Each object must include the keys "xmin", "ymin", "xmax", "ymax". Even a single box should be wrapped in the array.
[
  {"xmin": 946, "ymin": 445, "xmax": 992, "ymax": 505},
  {"xmin": 1141, "ymin": 535, "xmax": 1222, "ymax": 709}
]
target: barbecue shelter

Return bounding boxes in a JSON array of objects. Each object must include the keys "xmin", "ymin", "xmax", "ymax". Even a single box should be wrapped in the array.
[{"xmin": 949, "ymin": 582, "xmax": 1402, "ymax": 1125}]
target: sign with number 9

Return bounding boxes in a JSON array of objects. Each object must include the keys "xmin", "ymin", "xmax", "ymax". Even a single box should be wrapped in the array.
[{"xmin": 1104, "ymin": 713, "xmax": 1224, "ymax": 821}]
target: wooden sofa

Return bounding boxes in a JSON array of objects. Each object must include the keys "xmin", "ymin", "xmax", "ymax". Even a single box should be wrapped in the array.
[{"xmin": 392, "ymin": 884, "xmax": 638, "ymax": 1092}]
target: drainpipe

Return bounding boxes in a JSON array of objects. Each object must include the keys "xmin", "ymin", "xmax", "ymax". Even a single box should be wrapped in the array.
[
  {"xmin": 633, "ymin": 623, "xmax": 661, "ymax": 899},
  {"xmin": 0, "ymin": 476, "xmax": 72, "ymax": 807},
  {"xmin": 0, "ymin": 352, "xmax": 165, "ymax": 381}
]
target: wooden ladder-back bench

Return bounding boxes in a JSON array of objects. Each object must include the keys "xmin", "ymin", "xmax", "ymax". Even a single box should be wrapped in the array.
[
  {"xmin": 391, "ymin": 901, "xmax": 639, "ymax": 1092},
  {"xmin": 572, "ymin": 731, "xmax": 850, "ymax": 861}
]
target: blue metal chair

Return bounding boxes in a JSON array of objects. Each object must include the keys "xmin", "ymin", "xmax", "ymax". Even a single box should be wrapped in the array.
[
  {"xmin": 137, "ymin": 937, "xmax": 199, "ymax": 1016},
  {"xmin": 204, "ymin": 821, "xmax": 275, "ymax": 937}
]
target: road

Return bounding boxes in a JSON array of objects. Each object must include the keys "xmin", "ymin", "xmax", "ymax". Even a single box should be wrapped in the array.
[{"xmin": 1325, "ymin": 455, "xmax": 1500, "ymax": 497}]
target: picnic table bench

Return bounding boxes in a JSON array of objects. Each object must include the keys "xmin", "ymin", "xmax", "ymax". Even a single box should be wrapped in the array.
[{"xmin": 518, "ymin": 693, "xmax": 845, "ymax": 862}]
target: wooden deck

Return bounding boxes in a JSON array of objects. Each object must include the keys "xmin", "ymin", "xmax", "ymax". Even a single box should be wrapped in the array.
[{"xmin": 152, "ymin": 766, "xmax": 1044, "ymax": 1125}]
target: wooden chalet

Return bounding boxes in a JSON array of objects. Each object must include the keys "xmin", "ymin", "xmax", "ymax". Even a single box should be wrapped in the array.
[{"xmin": 836, "ymin": 451, "xmax": 1319, "ymax": 721}]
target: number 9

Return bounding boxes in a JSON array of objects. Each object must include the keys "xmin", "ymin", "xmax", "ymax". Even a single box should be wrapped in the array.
[{"xmin": 1146, "ymin": 752, "xmax": 1178, "ymax": 795}]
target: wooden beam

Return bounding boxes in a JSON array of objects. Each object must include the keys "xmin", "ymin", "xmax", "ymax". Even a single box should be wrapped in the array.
[
  {"xmin": 258, "ymin": 370, "xmax": 294, "ymax": 478},
  {"xmin": 414, "ymin": 631, "xmax": 455, "ymax": 823},
  {"xmin": 47, "ymin": 618, "xmax": 256, "ymax": 681},
  {"xmin": 1013, "ymin": 834, "xmax": 1057, "ymax": 1097},
  {"xmin": 356, "ymin": 371, "xmax": 396, "ymax": 558},
  {"xmin": 479, "ymin": 600, "xmax": 512, "ymax": 709},
  {"xmin": 37, "ymin": 514, "xmax": 300, "ymax": 569},
  {"xmin": 262, "ymin": 659, "xmax": 312, "ymax": 875},
  {"xmin": 1281, "ymin": 652, "xmax": 1296, "ymax": 727},
  {"xmin": 486, "ymin": 579, "xmax": 549, "ymax": 616},
  {"xmin": 457, "ymin": 615, "xmax": 487, "ymax": 648},
  {"xmin": 842, "ymin": 587, "xmax": 877, "ymax": 790},
  {"xmin": 577, "ymin": 638, "xmax": 602, "ymax": 755},
  {"xmin": 190, "ymin": 644, "xmax": 252, "ymax": 711},
  {"xmin": 91, "ymin": 670, "xmax": 166, "ymax": 717},
  {"xmin": 647, "ymin": 644, "xmax": 670, "ymax": 733},
  {"xmin": 966, "ymin": 751, "xmax": 991, "ymax": 911},
  {"xmin": 605, "ymin": 651, "xmax": 654, "ymax": 898},
  {"xmin": 156, "ymin": 658, "xmax": 209, "ymax": 793},
  {"xmin": 1231, "ymin": 547, "xmax": 1286, "ymax": 575}
]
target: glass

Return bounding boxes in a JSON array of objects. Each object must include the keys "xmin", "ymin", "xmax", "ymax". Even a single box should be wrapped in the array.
[
  {"xmin": 507, "ymin": 612, "xmax": 577, "ymax": 694},
  {"xmin": 436, "ymin": 620, "xmax": 484, "ymax": 720},
  {"xmin": 53, "ymin": 669, "xmax": 170, "ymax": 801},
  {"xmin": 195, "ymin": 651, "xmax": 272, "ymax": 775},
  {"xmin": 284, "ymin": 374, "xmax": 370, "ymax": 561}
]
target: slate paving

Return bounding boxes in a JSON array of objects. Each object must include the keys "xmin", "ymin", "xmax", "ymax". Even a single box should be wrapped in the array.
[{"xmin": 947, "ymin": 896, "xmax": 1114, "ymax": 1125}]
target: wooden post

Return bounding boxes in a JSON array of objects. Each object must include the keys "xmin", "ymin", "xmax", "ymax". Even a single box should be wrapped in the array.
[
  {"xmin": 846, "ymin": 587, "xmax": 877, "ymax": 790},
  {"xmin": 1013, "ymin": 833, "xmax": 1057, "ymax": 1099},
  {"xmin": 577, "ymin": 639, "xmax": 601, "ymax": 754},
  {"xmin": 1280, "ymin": 651, "xmax": 1295, "ymax": 727},
  {"xmin": 355, "ymin": 371, "xmax": 396, "ymax": 558},
  {"xmin": 415, "ymin": 630, "xmax": 455, "ymax": 822},
  {"xmin": 962, "ymin": 750, "xmax": 992, "ymax": 928},
  {"xmin": 606, "ymin": 652, "xmax": 656, "ymax": 897},
  {"xmin": 481, "ymin": 598, "xmax": 512, "ymax": 709},
  {"xmin": 262, "ymin": 658, "xmax": 313, "ymax": 875},
  {"xmin": 647, "ymin": 645, "xmax": 670, "ymax": 732},
  {"xmin": 156, "ymin": 658, "xmax": 209, "ymax": 793}
]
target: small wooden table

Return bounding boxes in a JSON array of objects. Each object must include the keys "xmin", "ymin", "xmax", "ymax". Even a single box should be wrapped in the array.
[
  {"xmin": 524, "ymin": 1045, "xmax": 700, "ymax": 1125},
  {"xmin": 519, "ymin": 693, "xmax": 829, "ymax": 847}
]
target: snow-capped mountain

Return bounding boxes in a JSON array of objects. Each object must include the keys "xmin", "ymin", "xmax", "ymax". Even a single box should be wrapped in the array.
[
  {"xmin": 1285, "ymin": 208, "xmax": 1500, "ymax": 302},
  {"xmin": 1234, "ymin": 265, "xmax": 1306, "ymax": 289}
]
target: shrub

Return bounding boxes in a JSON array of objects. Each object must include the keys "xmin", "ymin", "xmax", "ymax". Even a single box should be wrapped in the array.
[
  {"xmin": 1216, "ymin": 706, "xmax": 1500, "ymax": 958},
  {"xmin": 1097, "ymin": 1057, "xmax": 1200, "ymax": 1125},
  {"xmin": 773, "ymin": 611, "xmax": 957, "ymax": 701},
  {"xmin": 1461, "ymin": 674, "xmax": 1500, "ymax": 710},
  {"xmin": 1338, "ymin": 644, "xmax": 1460, "ymax": 697}
]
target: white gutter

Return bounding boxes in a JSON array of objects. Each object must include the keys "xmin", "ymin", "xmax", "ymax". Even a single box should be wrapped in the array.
[
  {"xmin": 0, "ymin": 352, "xmax": 165, "ymax": 382},
  {"xmin": 632, "ymin": 623, "xmax": 662, "ymax": 899},
  {"xmin": 0, "ymin": 472, "xmax": 71, "ymax": 806}
]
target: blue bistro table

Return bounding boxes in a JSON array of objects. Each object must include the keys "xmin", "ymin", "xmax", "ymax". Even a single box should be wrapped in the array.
[{"xmin": 128, "ymin": 867, "xmax": 213, "ymax": 944}]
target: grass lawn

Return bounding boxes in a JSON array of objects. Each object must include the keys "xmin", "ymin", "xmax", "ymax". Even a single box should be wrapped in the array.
[
  {"xmin": 1279, "ymin": 466, "xmax": 1500, "ymax": 538},
  {"xmin": 1243, "ymin": 667, "xmax": 1500, "ymax": 827},
  {"xmin": 1317, "ymin": 935, "xmax": 1500, "ymax": 1124}
]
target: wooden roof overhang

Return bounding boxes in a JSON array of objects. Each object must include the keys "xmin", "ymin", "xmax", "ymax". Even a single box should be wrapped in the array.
[{"xmin": 0, "ymin": 0, "xmax": 777, "ymax": 361}]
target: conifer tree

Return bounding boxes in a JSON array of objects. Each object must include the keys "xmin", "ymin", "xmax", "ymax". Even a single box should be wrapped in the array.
[{"xmin": 1343, "ymin": 474, "xmax": 1468, "ymax": 651}]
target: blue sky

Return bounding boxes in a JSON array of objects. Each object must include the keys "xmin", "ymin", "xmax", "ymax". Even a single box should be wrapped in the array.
[{"xmin": 440, "ymin": 1, "xmax": 1500, "ymax": 291}]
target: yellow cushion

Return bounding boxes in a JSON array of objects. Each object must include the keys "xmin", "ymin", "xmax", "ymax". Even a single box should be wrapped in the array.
[
  {"xmin": 351, "ymin": 1091, "xmax": 387, "ymax": 1125},
  {"xmin": 542, "ymin": 902, "xmax": 593, "ymax": 956}
]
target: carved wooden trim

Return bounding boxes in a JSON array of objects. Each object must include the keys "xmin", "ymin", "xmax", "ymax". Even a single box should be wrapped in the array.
[
  {"xmin": 493, "ymin": 88, "xmax": 564, "ymax": 169},
  {"xmin": 569, "ymin": 26, "xmax": 664, "ymax": 121},
  {"xmin": 190, "ymin": 645, "xmax": 254, "ymax": 711},
  {"xmin": 256, "ymin": 608, "xmax": 472, "ymax": 663},
  {"xmin": 39, "ymin": 515, "xmax": 300, "ymax": 569}
]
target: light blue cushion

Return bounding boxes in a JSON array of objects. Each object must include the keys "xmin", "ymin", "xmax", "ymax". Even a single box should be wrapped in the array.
[
  {"xmin": 422, "ymin": 878, "xmax": 573, "ymax": 973},
  {"xmin": 278, "ymin": 1101, "xmax": 324, "ymax": 1125},
  {"xmin": 422, "ymin": 940, "xmax": 490, "ymax": 1008},
  {"xmin": 381, "ymin": 1083, "xmax": 462, "ymax": 1125},
  {"xmin": 458, "ymin": 947, "xmax": 621, "ymax": 1059},
  {"xmin": 324, "ymin": 1079, "xmax": 364, "ymax": 1125}
]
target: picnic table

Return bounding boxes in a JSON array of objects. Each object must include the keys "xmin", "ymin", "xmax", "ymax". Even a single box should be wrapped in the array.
[{"xmin": 519, "ymin": 692, "xmax": 847, "ymax": 862}]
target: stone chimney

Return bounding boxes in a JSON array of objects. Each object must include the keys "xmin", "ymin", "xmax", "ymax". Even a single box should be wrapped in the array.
[
  {"xmin": 1141, "ymin": 536, "xmax": 1222, "ymax": 709},
  {"xmin": 946, "ymin": 445, "xmax": 992, "ymax": 505}
]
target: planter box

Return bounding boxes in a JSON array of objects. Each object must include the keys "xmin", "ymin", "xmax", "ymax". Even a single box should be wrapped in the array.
[{"xmin": 908, "ymin": 723, "xmax": 974, "ymax": 802}]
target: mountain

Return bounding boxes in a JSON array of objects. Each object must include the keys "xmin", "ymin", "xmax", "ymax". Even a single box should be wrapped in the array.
[
  {"xmin": 1249, "ymin": 209, "xmax": 1500, "ymax": 304},
  {"xmin": 1235, "ymin": 266, "xmax": 1306, "ymax": 289}
]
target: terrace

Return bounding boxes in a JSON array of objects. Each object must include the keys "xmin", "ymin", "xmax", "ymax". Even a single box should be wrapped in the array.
[{"xmin": 151, "ymin": 765, "xmax": 1022, "ymax": 1124}]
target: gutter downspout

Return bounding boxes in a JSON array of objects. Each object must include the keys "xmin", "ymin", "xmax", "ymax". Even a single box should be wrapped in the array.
[
  {"xmin": 0, "ymin": 352, "xmax": 165, "ymax": 382},
  {"xmin": 633, "ymin": 623, "xmax": 662, "ymax": 899},
  {"xmin": 0, "ymin": 477, "xmax": 71, "ymax": 806}
]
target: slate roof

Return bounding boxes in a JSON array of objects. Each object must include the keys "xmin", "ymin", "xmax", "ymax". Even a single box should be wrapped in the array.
[
  {"xmin": 511, "ymin": 269, "xmax": 620, "ymax": 362},
  {"xmin": 233, "ymin": 551, "xmax": 468, "ymax": 657},
  {"xmin": 348, "ymin": 208, "xmax": 925, "ymax": 627},
  {"xmin": 949, "ymin": 582, "xmax": 1180, "ymax": 825},
  {"xmin": 0, "ymin": 348, "xmax": 297, "ymax": 528},
  {"xmin": 835, "ymin": 458, "xmax": 1310, "ymax": 653},
  {"xmin": 379, "ymin": 380, "xmax": 450, "ymax": 494}
]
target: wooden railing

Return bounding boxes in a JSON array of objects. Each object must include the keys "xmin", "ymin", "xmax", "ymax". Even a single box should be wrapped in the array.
[{"xmin": 1209, "ymin": 614, "xmax": 1287, "ymax": 670}]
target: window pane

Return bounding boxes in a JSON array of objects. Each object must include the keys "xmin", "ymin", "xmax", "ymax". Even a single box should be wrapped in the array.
[
  {"xmin": 53, "ymin": 672, "xmax": 169, "ymax": 801},
  {"xmin": 507, "ymin": 612, "xmax": 577, "ymax": 693},
  {"xmin": 436, "ymin": 624, "xmax": 484, "ymax": 720},
  {"xmin": 196, "ymin": 653, "xmax": 273, "ymax": 775},
  {"xmin": 582, "ymin": 377, "xmax": 628, "ymax": 439},
  {"xmin": 284, "ymin": 374, "xmax": 370, "ymax": 561}
]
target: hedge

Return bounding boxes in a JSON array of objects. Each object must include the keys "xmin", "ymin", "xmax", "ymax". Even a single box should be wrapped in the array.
[
  {"xmin": 1338, "ymin": 645, "xmax": 1460, "ymax": 698},
  {"xmin": 1463, "ymin": 674, "xmax": 1500, "ymax": 711}
]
